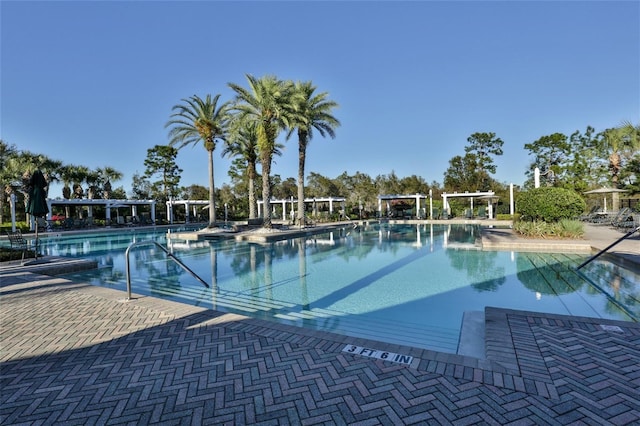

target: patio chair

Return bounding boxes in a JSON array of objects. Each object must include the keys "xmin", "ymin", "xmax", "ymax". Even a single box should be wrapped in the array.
[
  {"xmin": 5, "ymin": 230, "xmax": 36, "ymax": 265},
  {"xmin": 612, "ymin": 209, "xmax": 636, "ymax": 230},
  {"xmin": 579, "ymin": 206, "xmax": 602, "ymax": 221},
  {"xmin": 591, "ymin": 208, "xmax": 626, "ymax": 225}
]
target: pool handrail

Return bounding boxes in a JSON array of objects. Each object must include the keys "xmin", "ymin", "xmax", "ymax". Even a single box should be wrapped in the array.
[
  {"xmin": 576, "ymin": 225, "xmax": 640, "ymax": 270},
  {"xmin": 125, "ymin": 240, "xmax": 209, "ymax": 300}
]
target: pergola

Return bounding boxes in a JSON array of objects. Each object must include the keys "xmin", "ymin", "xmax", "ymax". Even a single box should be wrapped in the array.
[
  {"xmin": 165, "ymin": 199, "xmax": 210, "ymax": 223},
  {"xmin": 377, "ymin": 194, "xmax": 429, "ymax": 219},
  {"xmin": 46, "ymin": 198, "xmax": 157, "ymax": 223},
  {"xmin": 257, "ymin": 197, "xmax": 346, "ymax": 220},
  {"xmin": 441, "ymin": 191, "xmax": 496, "ymax": 219}
]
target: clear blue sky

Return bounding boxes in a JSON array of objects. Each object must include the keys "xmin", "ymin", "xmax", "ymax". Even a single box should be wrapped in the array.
[{"xmin": 2, "ymin": 1, "xmax": 639, "ymax": 198}]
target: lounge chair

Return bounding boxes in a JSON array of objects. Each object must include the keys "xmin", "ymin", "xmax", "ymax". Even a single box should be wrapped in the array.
[
  {"xmin": 594, "ymin": 207, "xmax": 631, "ymax": 226},
  {"xmin": 612, "ymin": 208, "xmax": 636, "ymax": 230},
  {"xmin": 477, "ymin": 206, "xmax": 487, "ymax": 219},
  {"xmin": 5, "ymin": 230, "xmax": 36, "ymax": 264}
]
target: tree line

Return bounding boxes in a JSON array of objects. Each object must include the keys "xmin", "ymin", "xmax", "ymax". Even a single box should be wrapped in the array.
[{"xmin": 1, "ymin": 72, "xmax": 638, "ymax": 226}]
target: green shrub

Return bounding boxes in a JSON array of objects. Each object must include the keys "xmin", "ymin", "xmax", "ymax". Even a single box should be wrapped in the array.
[
  {"xmin": 516, "ymin": 187, "xmax": 585, "ymax": 222},
  {"xmin": 513, "ymin": 219, "xmax": 584, "ymax": 239}
]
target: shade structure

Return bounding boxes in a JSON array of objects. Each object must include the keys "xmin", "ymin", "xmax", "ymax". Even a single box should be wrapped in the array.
[
  {"xmin": 26, "ymin": 170, "xmax": 49, "ymax": 260},
  {"xmin": 584, "ymin": 187, "xmax": 628, "ymax": 212}
]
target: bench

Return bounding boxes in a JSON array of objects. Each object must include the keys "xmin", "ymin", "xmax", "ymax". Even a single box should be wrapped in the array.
[{"xmin": 6, "ymin": 230, "xmax": 35, "ymax": 264}]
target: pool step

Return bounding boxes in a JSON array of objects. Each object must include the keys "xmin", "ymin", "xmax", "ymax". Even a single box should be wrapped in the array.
[{"xmin": 135, "ymin": 277, "xmax": 460, "ymax": 353}]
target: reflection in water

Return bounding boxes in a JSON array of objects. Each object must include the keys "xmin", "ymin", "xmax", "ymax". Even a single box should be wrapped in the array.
[
  {"xmin": 209, "ymin": 245, "xmax": 218, "ymax": 309},
  {"xmin": 298, "ymin": 239, "xmax": 309, "ymax": 311},
  {"xmin": 443, "ymin": 225, "xmax": 506, "ymax": 292},
  {"xmin": 516, "ymin": 252, "xmax": 582, "ymax": 295},
  {"xmin": 52, "ymin": 224, "xmax": 637, "ymax": 352}
]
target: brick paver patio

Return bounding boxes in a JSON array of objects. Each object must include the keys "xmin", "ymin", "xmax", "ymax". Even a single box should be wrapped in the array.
[{"xmin": 2, "ymin": 267, "xmax": 639, "ymax": 425}]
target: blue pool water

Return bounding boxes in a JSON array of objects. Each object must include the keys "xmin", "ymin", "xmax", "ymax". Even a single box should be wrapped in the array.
[{"xmin": 33, "ymin": 224, "xmax": 639, "ymax": 353}]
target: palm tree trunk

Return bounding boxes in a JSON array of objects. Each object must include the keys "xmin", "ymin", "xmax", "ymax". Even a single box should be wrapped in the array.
[
  {"xmin": 297, "ymin": 138, "xmax": 306, "ymax": 226},
  {"xmin": 248, "ymin": 161, "xmax": 257, "ymax": 219},
  {"xmin": 262, "ymin": 152, "xmax": 272, "ymax": 229},
  {"xmin": 207, "ymin": 149, "xmax": 217, "ymax": 227}
]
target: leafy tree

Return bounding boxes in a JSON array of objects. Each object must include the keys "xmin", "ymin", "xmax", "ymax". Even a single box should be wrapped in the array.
[
  {"xmin": 306, "ymin": 172, "xmax": 340, "ymax": 197},
  {"xmin": 286, "ymin": 81, "xmax": 340, "ymax": 225},
  {"xmin": 566, "ymin": 126, "xmax": 605, "ymax": 191},
  {"xmin": 166, "ymin": 94, "xmax": 229, "ymax": 229},
  {"xmin": 110, "ymin": 186, "xmax": 127, "ymax": 200},
  {"xmin": 399, "ymin": 175, "xmax": 430, "ymax": 194},
  {"xmin": 271, "ymin": 175, "xmax": 297, "ymax": 199},
  {"xmin": 130, "ymin": 172, "xmax": 152, "ymax": 200},
  {"xmin": 375, "ymin": 171, "xmax": 403, "ymax": 195},
  {"xmin": 621, "ymin": 155, "xmax": 640, "ymax": 195},
  {"xmin": 181, "ymin": 184, "xmax": 208, "ymax": 200},
  {"xmin": 335, "ymin": 171, "xmax": 376, "ymax": 214},
  {"xmin": 229, "ymin": 74, "xmax": 299, "ymax": 228},
  {"xmin": 464, "ymin": 132, "xmax": 504, "ymax": 190},
  {"xmin": 443, "ymin": 153, "xmax": 481, "ymax": 191},
  {"xmin": 524, "ymin": 133, "xmax": 571, "ymax": 188},
  {"xmin": 143, "ymin": 145, "xmax": 182, "ymax": 203}
]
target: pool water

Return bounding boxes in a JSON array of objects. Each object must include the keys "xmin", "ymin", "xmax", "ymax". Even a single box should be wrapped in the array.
[{"xmin": 40, "ymin": 224, "xmax": 639, "ymax": 353}]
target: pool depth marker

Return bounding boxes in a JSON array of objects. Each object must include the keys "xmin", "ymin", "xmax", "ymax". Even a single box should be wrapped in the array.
[{"xmin": 342, "ymin": 345, "xmax": 413, "ymax": 365}]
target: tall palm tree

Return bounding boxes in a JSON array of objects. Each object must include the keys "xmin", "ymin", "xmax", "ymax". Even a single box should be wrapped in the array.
[
  {"xmin": 287, "ymin": 81, "xmax": 340, "ymax": 225},
  {"xmin": 223, "ymin": 119, "xmax": 285, "ymax": 219},
  {"xmin": 222, "ymin": 120, "xmax": 260, "ymax": 219},
  {"xmin": 165, "ymin": 94, "xmax": 229, "ymax": 228},
  {"xmin": 228, "ymin": 75, "xmax": 299, "ymax": 228}
]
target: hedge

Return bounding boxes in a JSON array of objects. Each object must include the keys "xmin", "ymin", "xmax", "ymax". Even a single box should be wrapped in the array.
[{"xmin": 516, "ymin": 187, "xmax": 585, "ymax": 222}]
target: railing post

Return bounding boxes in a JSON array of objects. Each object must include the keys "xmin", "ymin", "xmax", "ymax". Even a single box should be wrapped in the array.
[
  {"xmin": 576, "ymin": 225, "xmax": 640, "ymax": 270},
  {"xmin": 125, "ymin": 240, "xmax": 209, "ymax": 301}
]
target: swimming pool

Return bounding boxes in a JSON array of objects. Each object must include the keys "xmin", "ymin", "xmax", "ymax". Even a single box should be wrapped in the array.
[{"xmin": 37, "ymin": 223, "xmax": 639, "ymax": 353}]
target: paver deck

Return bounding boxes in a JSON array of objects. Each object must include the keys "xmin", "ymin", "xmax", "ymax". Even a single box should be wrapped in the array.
[{"xmin": 1, "ymin": 222, "xmax": 639, "ymax": 424}]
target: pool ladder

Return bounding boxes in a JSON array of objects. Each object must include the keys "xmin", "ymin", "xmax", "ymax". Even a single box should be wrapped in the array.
[{"xmin": 125, "ymin": 240, "xmax": 209, "ymax": 300}]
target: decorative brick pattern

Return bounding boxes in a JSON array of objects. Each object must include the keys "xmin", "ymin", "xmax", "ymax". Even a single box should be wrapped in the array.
[{"xmin": 1, "ymin": 272, "xmax": 639, "ymax": 425}]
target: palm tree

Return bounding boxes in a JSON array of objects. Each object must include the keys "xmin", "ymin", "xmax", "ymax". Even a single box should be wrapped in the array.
[
  {"xmin": 287, "ymin": 81, "xmax": 340, "ymax": 225},
  {"xmin": 602, "ymin": 124, "xmax": 639, "ymax": 185},
  {"xmin": 601, "ymin": 122, "xmax": 640, "ymax": 210},
  {"xmin": 165, "ymin": 94, "xmax": 229, "ymax": 228},
  {"xmin": 228, "ymin": 75, "xmax": 299, "ymax": 228},
  {"xmin": 223, "ymin": 119, "xmax": 285, "ymax": 219},
  {"xmin": 97, "ymin": 166, "xmax": 123, "ymax": 199},
  {"xmin": 222, "ymin": 120, "xmax": 260, "ymax": 219}
]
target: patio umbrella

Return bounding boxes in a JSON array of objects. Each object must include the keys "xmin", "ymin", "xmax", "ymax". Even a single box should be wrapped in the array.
[
  {"xmin": 26, "ymin": 169, "xmax": 49, "ymax": 260},
  {"xmin": 584, "ymin": 187, "xmax": 628, "ymax": 212}
]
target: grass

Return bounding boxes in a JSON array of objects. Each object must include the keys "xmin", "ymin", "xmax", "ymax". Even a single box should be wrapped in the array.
[{"xmin": 513, "ymin": 219, "xmax": 584, "ymax": 239}]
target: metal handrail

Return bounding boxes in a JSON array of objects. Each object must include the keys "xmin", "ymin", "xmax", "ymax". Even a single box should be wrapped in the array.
[
  {"xmin": 125, "ymin": 240, "xmax": 209, "ymax": 300},
  {"xmin": 576, "ymin": 225, "xmax": 640, "ymax": 270}
]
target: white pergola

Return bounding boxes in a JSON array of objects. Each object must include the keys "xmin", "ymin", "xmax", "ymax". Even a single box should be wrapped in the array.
[
  {"xmin": 441, "ymin": 191, "xmax": 496, "ymax": 219},
  {"xmin": 257, "ymin": 197, "xmax": 346, "ymax": 220},
  {"xmin": 46, "ymin": 198, "xmax": 157, "ymax": 222},
  {"xmin": 165, "ymin": 199, "xmax": 210, "ymax": 224},
  {"xmin": 377, "ymin": 193, "xmax": 429, "ymax": 219}
]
